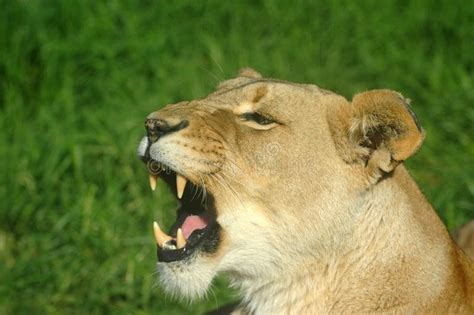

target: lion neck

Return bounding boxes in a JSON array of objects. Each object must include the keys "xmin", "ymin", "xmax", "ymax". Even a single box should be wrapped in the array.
[{"xmin": 232, "ymin": 165, "xmax": 455, "ymax": 314}]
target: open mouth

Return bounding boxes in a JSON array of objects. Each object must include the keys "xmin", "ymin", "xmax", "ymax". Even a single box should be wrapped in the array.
[{"xmin": 143, "ymin": 158, "xmax": 220, "ymax": 263}]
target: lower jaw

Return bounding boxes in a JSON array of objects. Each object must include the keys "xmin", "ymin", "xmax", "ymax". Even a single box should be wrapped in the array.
[{"xmin": 157, "ymin": 222, "xmax": 221, "ymax": 263}]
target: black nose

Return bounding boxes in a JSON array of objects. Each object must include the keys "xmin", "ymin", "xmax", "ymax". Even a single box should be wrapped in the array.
[{"xmin": 145, "ymin": 118, "xmax": 188, "ymax": 143}]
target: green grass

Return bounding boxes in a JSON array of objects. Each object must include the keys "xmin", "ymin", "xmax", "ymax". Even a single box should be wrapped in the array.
[{"xmin": 1, "ymin": 0, "xmax": 473, "ymax": 313}]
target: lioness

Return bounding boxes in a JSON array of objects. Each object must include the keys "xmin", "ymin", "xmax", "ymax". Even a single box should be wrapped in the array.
[{"xmin": 138, "ymin": 69, "xmax": 474, "ymax": 314}]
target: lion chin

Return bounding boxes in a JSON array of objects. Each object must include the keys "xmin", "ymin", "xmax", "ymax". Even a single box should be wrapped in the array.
[
  {"xmin": 156, "ymin": 258, "xmax": 216, "ymax": 301},
  {"xmin": 137, "ymin": 68, "xmax": 474, "ymax": 314}
]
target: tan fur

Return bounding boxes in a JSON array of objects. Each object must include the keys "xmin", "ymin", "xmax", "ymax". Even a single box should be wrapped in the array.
[
  {"xmin": 145, "ymin": 69, "xmax": 474, "ymax": 313},
  {"xmin": 454, "ymin": 221, "xmax": 474, "ymax": 260}
]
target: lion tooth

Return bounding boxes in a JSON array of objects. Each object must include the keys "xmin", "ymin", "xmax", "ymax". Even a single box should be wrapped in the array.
[
  {"xmin": 176, "ymin": 174, "xmax": 187, "ymax": 199},
  {"xmin": 153, "ymin": 221, "xmax": 172, "ymax": 248},
  {"xmin": 163, "ymin": 243, "xmax": 177, "ymax": 251},
  {"xmin": 149, "ymin": 174, "xmax": 158, "ymax": 191},
  {"xmin": 176, "ymin": 228, "xmax": 186, "ymax": 249}
]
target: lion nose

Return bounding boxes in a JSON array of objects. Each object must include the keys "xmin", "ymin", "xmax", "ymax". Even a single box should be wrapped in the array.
[{"xmin": 145, "ymin": 118, "xmax": 188, "ymax": 143}]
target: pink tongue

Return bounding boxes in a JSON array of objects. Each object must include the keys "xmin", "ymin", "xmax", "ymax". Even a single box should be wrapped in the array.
[{"xmin": 181, "ymin": 215, "xmax": 209, "ymax": 239}]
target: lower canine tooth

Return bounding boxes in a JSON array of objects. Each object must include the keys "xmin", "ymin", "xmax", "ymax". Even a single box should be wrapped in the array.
[
  {"xmin": 149, "ymin": 174, "xmax": 158, "ymax": 191},
  {"xmin": 153, "ymin": 221, "xmax": 172, "ymax": 247},
  {"xmin": 176, "ymin": 174, "xmax": 187, "ymax": 199},
  {"xmin": 176, "ymin": 228, "xmax": 186, "ymax": 249}
]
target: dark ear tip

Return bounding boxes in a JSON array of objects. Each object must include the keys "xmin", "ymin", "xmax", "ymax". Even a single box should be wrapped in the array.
[
  {"xmin": 239, "ymin": 67, "xmax": 262, "ymax": 78},
  {"xmin": 402, "ymin": 100, "xmax": 423, "ymax": 133}
]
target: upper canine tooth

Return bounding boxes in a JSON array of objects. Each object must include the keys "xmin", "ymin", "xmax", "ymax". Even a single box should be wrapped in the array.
[
  {"xmin": 176, "ymin": 228, "xmax": 186, "ymax": 249},
  {"xmin": 149, "ymin": 174, "xmax": 158, "ymax": 191},
  {"xmin": 153, "ymin": 221, "xmax": 172, "ymax": 248},
  {"xmin": 176, "ymin": 174, "xmax": 187, "ymax": 199}
]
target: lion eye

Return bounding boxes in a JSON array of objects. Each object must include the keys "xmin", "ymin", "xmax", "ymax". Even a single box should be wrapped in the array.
[{"xmin": 240, "ymin": 112, "xmax": 275, "ymax": 125}]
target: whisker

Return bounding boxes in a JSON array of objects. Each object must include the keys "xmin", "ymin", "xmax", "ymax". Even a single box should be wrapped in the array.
[
  {"xmin": 221, "ymin": 157, "xmax": 245, "ymax": 178},
  {"xmin": 210, "ymin": 55, "xmax": 225, "ymax": 76},
  {"xmin": 199, "ymin": 65, "xmax": 223, "ymax": 83},
  {"xmin": 209, "ymin": 172, "xmax": 246, "ymax": 212},
  {"xmin": 199, "ymin": 175, "xmax": 208, "ymax": 206},
  {"xmin": 191, "ymin": 180, "xmax": 200, "ymax": 201}
]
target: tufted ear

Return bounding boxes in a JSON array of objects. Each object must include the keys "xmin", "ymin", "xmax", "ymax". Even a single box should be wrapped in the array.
[
  {"xmin": 239, "ymin": 67, "xmax": 262, "ymax": 79},
  {"xmin": 329, "ymin": 90, "xmax": 425, "ymax": 182}
]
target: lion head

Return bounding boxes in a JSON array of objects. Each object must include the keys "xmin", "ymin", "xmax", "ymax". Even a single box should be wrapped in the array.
[{"xmin": 137, "ymin": 68, "xmax": 424, "ymax": 302}]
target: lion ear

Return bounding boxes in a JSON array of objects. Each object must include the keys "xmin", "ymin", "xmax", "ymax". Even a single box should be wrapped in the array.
[
  {"xmin": 239, "ymin": 67, "xmax": 262, "ymax": 79},
  {"xmin": 329, "ymin": 90, "xmax": 425, "ymax": 182}
]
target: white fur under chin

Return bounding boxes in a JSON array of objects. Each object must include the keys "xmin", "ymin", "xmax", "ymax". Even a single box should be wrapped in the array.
[{"xmin": 156, "ymin": 256, "xmax": 217, "ymax": 301}]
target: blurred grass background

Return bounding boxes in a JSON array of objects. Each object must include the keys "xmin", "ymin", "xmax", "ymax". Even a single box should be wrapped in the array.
[{"xmin": 0, "ymin": 0, "xmax": 473, "ymax": 314}]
